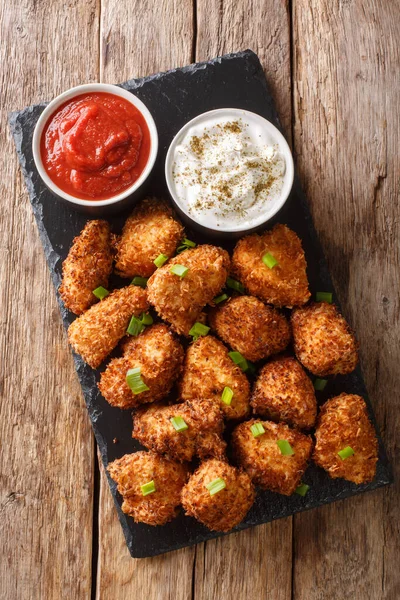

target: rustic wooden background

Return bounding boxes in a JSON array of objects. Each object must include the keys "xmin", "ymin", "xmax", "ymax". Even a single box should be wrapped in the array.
[{"xmin": 1, "ymin": 0, "xmax": 399, "ymax": 598}]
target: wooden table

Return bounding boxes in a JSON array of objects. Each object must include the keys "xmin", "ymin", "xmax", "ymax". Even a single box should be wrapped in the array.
[{"xmin": 1, "ymin": 1, "xmax": 399, "ymax": 598}]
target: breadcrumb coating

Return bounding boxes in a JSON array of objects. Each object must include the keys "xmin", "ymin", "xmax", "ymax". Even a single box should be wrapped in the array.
[
  {"xmin": 313, "ymin": 393, "xmax": 378, "ymax": 484},
  {"xmin": 59, "ymin": 220, "xmax": 113, "ymax": 315}
]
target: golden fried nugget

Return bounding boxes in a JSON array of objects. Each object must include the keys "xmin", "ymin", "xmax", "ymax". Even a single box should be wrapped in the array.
[
  {"xmin": 291, "ymin": 302, "xmax": 358, "ymax": 376},
  {"xmin": 231, "ymin": 223, "xmax": 310, "ymax": 308},
  {"xmin": 181, "ymin": 458, "xmax": 255, "ymax": 532},
  {"xmin": 114, "ymin": 197, "xmax": 184, "ymax": 278},
  {"xmin": 179, "ymin": 336, "xmax": 250, "ymax": 420},
  {"xmin": 231, "ymin": 419, "xmax": 313, "ymax": 495},
  {"xmin": 108, "ymin": 451, "xmax": 189, "ymax": 526},
  {"xmin": 313, "ymin": 393, "xmax": 378, "ymax": 484},
  {"xmin": 147, "ymin": 245, "xmax": 230, "ymax": 336},
  {"xmin": 68, "ymin": 285, "xmax": 149, "ymax": 368},
  {"xmin": 251, "ymin": 356, "xmax": 317, "ymax": 429},
  {"xmin": 99, "ymin": 323, "xmax": 184, "ymax": 409},
  {"xmin": 132, "ymin": 398, "xmax": 226, "ymax": 462},
  {"xmin": 59, "ymin": 220, "xmax": 113, "ymax": 315},
  {"xmin": 209, "ymin": 295, "xmax": 291, "ymax": 362}
]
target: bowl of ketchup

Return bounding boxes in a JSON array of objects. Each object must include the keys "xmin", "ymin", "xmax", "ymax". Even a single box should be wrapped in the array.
[{"xmin": 32, "ymin": 83, "xmax": 158, "ymax": 214}]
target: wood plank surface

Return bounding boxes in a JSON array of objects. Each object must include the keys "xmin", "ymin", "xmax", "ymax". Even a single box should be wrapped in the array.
[{"xmin": 0, "ymin": 1, "xmax": 99, "ymax": 599}]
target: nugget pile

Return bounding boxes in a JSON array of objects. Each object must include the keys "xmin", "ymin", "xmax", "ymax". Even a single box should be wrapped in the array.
[{"xmin": 61, "ymin": 197, "xmax": 377, "ymax": 532}]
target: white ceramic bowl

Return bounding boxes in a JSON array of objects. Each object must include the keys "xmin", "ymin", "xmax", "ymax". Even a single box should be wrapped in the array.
[
  {"xmin": 165, "ymin": 108, "xmax": 294, "ymax": 237},
  {"xmin": 32, "ymin": 83, "xmax": 158, "ymax": 214}
]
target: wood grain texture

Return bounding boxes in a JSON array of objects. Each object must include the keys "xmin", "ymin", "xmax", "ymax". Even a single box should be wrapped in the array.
[
  {"xmin": 292, "ymin": 1, "xmax": 400, "ymax": 599},
  {"xmin": 0, "ymin": 1, "xmax": 99, "ymax": 599}
]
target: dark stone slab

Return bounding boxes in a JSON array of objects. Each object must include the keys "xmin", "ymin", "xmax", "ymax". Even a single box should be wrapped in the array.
[{"xmin": 9, "ymin": 50, "xmax": 392, "ymax": 558}]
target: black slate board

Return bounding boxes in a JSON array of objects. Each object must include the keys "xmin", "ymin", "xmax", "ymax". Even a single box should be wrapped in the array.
[{"xmin": 10, "ymin": 50, "xmax": 392, "ymax": 558}]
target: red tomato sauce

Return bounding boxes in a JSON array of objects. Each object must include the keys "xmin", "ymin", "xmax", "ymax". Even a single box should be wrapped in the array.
[{"xmin": 41, "ymin": 92, "xmax": 151, "ymax": 200}]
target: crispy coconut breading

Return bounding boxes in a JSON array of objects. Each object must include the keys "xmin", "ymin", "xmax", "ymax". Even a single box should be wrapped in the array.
[
  {"xmin": 291, "ymin": 302, "xmax": 358, "ymax": 376},
  {"xmin": 67, "ymin": 285, "xmax": 149, "ymax": 368},
  {"xmin": 132, "ymin": 398, "xmax": 226, "ymax": 462},
  {"xmin": 209, "ymin": 295, "xmax": 291, "ymax": 361},
  {"xmin": 181, "ymin": 458, "xmax": 255, "ymax": 532},
  {"xmin": 251, "ymin": 356, "xmax": 317, "ymax": 430},
  {"xmin": 231, "ymin": 223, "xmax": 310, "ymax": 308},
  {"xmin": 313, "ymin": 393, "xmax": 378, "ymax": 484},
  {"xmin": 108, "ymin": 451, "xmax": 189, "ymax": 526},
  {"xmin": 59, "ymin": 220, "xmax": 113, "ymax": 315},
  {"xmin": 147, "ymin": 245, "xmax": 230, "ymax": 336},
  {"xmin": 99, "ymin": 323, "xmax": 184, "ymax": 409},
  {"xmin": 231, "ymin": 419, "xmax": 313, "ymax": 495},
  {"xmin": 114, "ymin": 197, "xmax": 184, "ymax": 278},
  {"xmin": 179, "ymin": 336, "xmax": 250, "ymax": 420}
]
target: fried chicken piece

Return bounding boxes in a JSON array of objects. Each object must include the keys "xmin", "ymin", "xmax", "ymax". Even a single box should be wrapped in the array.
[
  {"xmin": 251, "ymin": 356, "xmax": 317, "ymax": 430},
  {"xmin": 231, "ymin": 223, "xmax": 310, "ymax": 308},
  {"xmin": 99, "ymin": 323, "xmax": 184, "ymax": 409},
  {"xmin": 132, "ymin": 398, "xmax": 226, "ymax": 462},
  {"xmin": 147, "ymin": 245, "xmax": 230, "ymax": 336},
  {"xmin": 108, "ymin": 451, "xmax": 189, "ymax": 526},
  {"xmin": 181, "ymin": 458, "xmax": 255, "ymax": 532},
  {"xmin": 209, "ymin": 295, "xmax": 291, "ymax": 362},
  {"xmin": 114, "ymin": 197, "xmax": 184, "ymax": 278},
  {"xmin": 231, "ymin": 419, "xmax": 313, "ymax": 495},
  {"xmin": 179, "ymin": 336, "xmax": 250, "ymax": 420},
  {"xmin": 59, "ymin": 220, "xmax": 113, "ymax": 315},
  {"xmin": 313, "ymin": 393, "xmax": 378, "ymax": 484},
  {"xmin": 67, "ymin": 285, "xmax": 148, "ymax": 368},
  {"xmin": 291, "ymin": 302, "xmax": 358, "ymax": 376}
]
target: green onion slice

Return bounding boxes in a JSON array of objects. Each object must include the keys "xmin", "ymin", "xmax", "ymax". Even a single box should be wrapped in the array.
[
  {"xmin": 206, "ymin": 477, "xmax": 226, "ymax": 496},
  {"xmin": 140, "ymin": 480, "xmax": 156, "ymax": 496},
  {"xmin": 295, "ymin": 483, "xmax": 310, "ymax": 497},
  {"xmin": 154, "ymin": 253, "xmax": 168, "ymax": 268},
  {"xmin": 170, "ymin": 416, "xmax": 189, "ymax": 432},
  {"xmin": 314, "ymin": 378, "xmax": 328, "ymax": 391},
  {"xmin": 226, "ymin": 277, "xmax": 244, "ymax": 294},
  {"xmin": 213, "ymin": 293, "xmax": 229, "ymax": 305},
  {"xmin": 316, "ymin": 291, "xmax": 333, "ymax": 303},
  {"xmin": 131, "ymin": 276, "xmax": 148, "ymax": 288},
  {"xmin": 277, "ymin": 439, "xmax": 295, "ymax": 456},
  {"xmin": 189, "ymin": 322, "xmax": 210, "ymax": 341},
  {"xmin": 170, "ymin": 264, "xmax": 189, "ymax": 278},
  {"xmin": 126, "ymin": 367, "xmax": 150, "ymax": 394},
  {"xmin": 177, "ymin": 238, "xmax": 197, "ymax": 253},
  {"xmin": 92, "ymin": 286, "xmax": 109, "ymax": 300},
  {"xmin": 228, "ymin": 351, "xmax": 249, "ymax": 372},
  {"xmin": 127, "ymin": 315, "xmax": 144, "ymax": 337},
  {"xmin": 140, "ymin": 312, "xmax": 153, "ymax": 326},
  {"xmin": 338, "ymin": 446, "xmax": 354, "ymax": 460},
  {"xmin": 251, "ymin": 422, "xmax": 265, "ymax": 438},
  {"xmin": 262, "ymin": 252, "xmax": 278, "ymax": 269},
  {"xmin": 221, "ymin": 386, "xmax": 233, "ymax": 406}
]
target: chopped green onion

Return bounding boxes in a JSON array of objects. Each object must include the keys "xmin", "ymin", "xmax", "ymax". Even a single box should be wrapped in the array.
[
  {"xmin": 229, "ymin": 351, "xmax": 249, "ymax": 372},
  {"xmin": 221, "ymin": 386, "xmax": 234, "ymax": 406},
  {"xmin": 226, "ymin": 277, "xmax": 244, "ymax": 294},
  {"xmin": 316, "ymin": 291, "xmax": 333, "ymax": 303},
  {"xmin": 295, "ymin": 483, "xmax": 310, "ymax": 497},
  {"xmin": 92, "ymin": 286, "xmax": 109, "ymax": 300},
  {"xmin": 131, "ymin": 276, "xmax": 148, "ymax": 288},
  {"xmin": 177, "ymin": 238, "xmax": 196, "ymax": 253},
  {"xmin": 277, "ymin": 439, "xmax": 295, "ymax": 456},
  {"xmin": 140, "ymin": 312, "xmax": 153, "ymax": 326},
  {"xmin": 127, "ymin": 315, "xmax": 144, "ymax": 337},
  {"xmin": 170, "ymin": 264, "xmax": 189, "ymax": 278},
  {"xmin": 140, "ymin": 480, "xmax": 156, "ymax": 496},
  {"xmin": 126, "ymin": 367, "xmax": 150, "ymax": 394},
  {"xmin": 246, "ymin": 361, "xmax": 256, "ymax": 376},
  {"xmin": 189, "ymin": 322, "xmax": 210, "ymax": 341},
  {"xmin": 154, "ymin": 253, "xmax": 168, "ymax": 268},
  {"xmin": 338, "ymin": 446, "xmax": 354, "ymax": 460},
  {"xmin": 206, "ymin": 477, "xmax": 226, "ymax": 496},
  {"xmin": 213, "ymin": 293, "xmax": 229, "ymax": 304},
  {"xmin": 262, "ymin": 252, "xmax": 278, "ymax": 269},
  {"xmin": 170, "ymin": 416, "xmax": 189, "ymax": 432},
  {"xmin": 314, "ymin": 378, "xmax": 328, "ymax": 391},
  {"xmin": 251, "ymin": 422, "xmax": 265, "ymax": 438}
]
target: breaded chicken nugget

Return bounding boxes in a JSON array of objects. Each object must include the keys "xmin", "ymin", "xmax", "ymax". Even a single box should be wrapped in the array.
[
  {"xmin": 179, "ymin": 336, "xmax": 250, "ymax": 420},
  {"xmin": 231, "ymin": 420, "xmax": 313, "ymax": 495},
  {"xmin": 313, "ymin": 393, "xmax": 378, "ymax": 484},
  {"xmin": 114, "ymin": 197, "xmax": 184, "ymax": 278},
  {"xmin": 181, "ymin": 458, "xmax": 255, "ymax": 532},
  {"xmin": 68, "ymin": 285, "xmax": 149, "ymax": 368},
  {"xmin": 209, "ymin": 296, "xmax": 291, "ymax": 362},
  {"xmin": 291, "ymin": 302, "xmax": 358, "ymax": 376},
  {"xmin": 132, "ymin": 398, "xmax": 226, "ymax": 462},
  {"xmin": 251, "ymin": 356, "xmax": 317, "ymax": 429},
  {"xmin": 147, "ymin": 245, "xmax": 230, "ymax": 336},
  {"xmin": 232, "ymin": 223, "xmax": 310, "ymax": 308},
  {"xmin": 59, "ymin": 220, "xmax": 113, "ymax": 315},
  {"xmin": 108, "ymin": 451, "xmax": 189, "ymax": 526},
  {"xmin": 99, "ymin": 323, "xmax": 184, "ymax": 409}
]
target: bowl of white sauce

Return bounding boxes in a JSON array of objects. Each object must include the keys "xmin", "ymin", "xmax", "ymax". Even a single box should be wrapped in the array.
[{"xmin": 165, "ymin": 108, "xmax": 294, "ymax": 237}]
